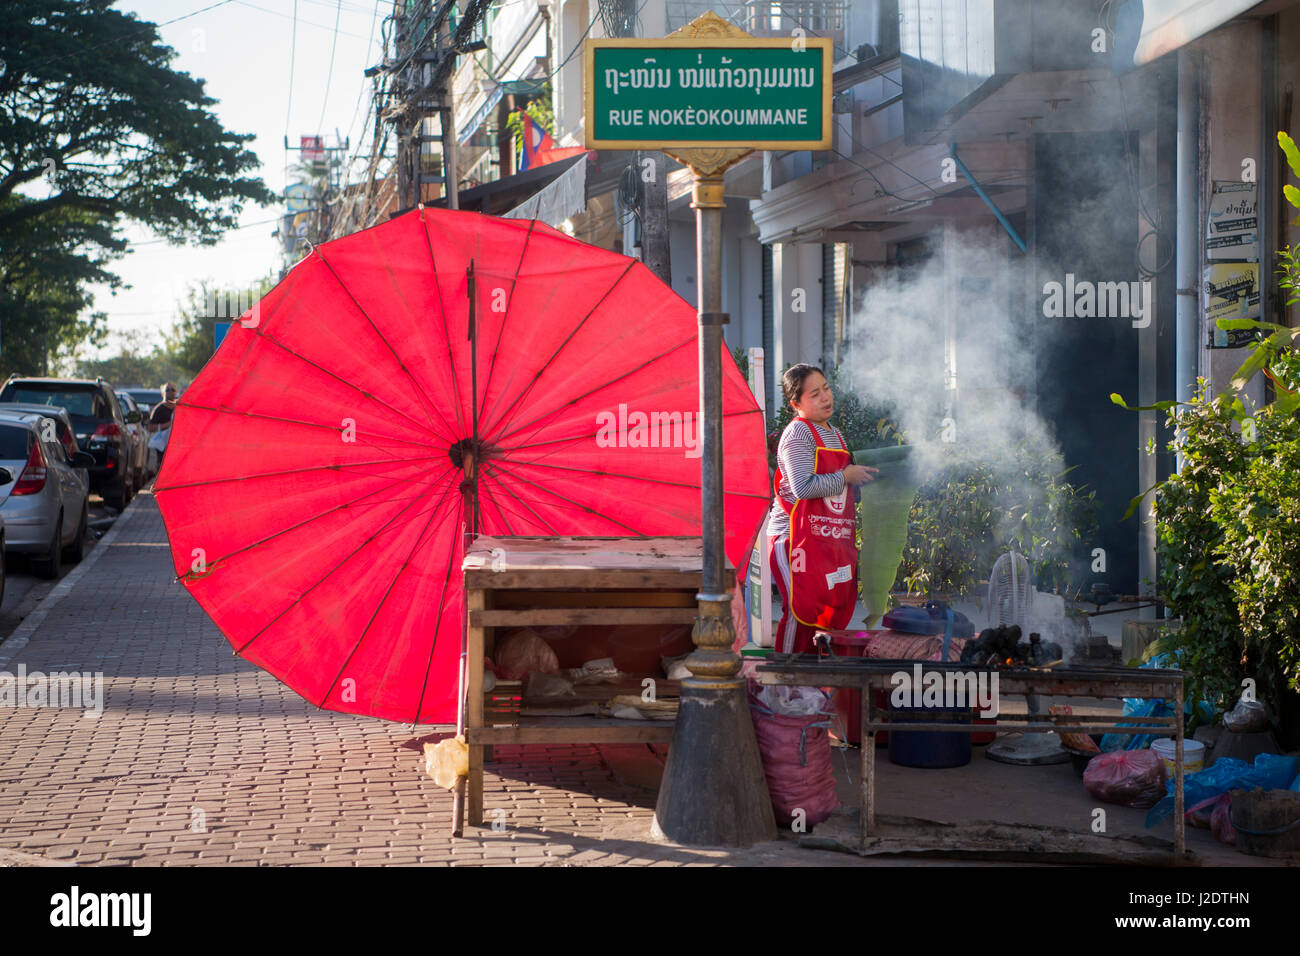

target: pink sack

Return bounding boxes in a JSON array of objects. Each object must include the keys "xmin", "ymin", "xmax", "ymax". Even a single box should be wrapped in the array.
[
  {"xmin": 1083, "ymin": 749, "xmax": 1168, "ymax": 809},
  {"xmin": 750, "ymin": 703, "xmax": 839, "ymax": 829}
]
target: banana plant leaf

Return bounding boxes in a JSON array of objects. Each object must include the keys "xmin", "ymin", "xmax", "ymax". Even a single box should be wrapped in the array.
[{"xmin": 853, "ymin": 444, "xmax": 922, "ymax": 627}]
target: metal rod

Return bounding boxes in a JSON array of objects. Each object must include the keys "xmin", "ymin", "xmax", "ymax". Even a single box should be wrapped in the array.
[{"xmin": 949, "ymin": 144, "xmax": 1027, "ymax": 253}]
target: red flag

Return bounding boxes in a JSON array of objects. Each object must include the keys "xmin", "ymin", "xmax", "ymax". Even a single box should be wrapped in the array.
[{"xmin": 517, "ymin": 110, "xmax": 592, "ymax": 171}]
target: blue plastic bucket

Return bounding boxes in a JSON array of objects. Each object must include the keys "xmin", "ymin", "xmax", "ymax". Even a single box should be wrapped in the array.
[{"xmin": 887, "ymin": 704, "xmax": 973, "ymax": 768}]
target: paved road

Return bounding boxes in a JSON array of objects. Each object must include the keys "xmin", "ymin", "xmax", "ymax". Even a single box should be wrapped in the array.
[{"xmin": 0, "ymin": 496, "xmax": 120, "ymax": 643}]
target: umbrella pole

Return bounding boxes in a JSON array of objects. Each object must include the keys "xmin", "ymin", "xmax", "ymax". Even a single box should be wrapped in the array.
[
  {"xmin": 453, "ymin": 263, "xmax": 480, "ymax": 837},
  {"xmin": 652, "ymin": 169, "xmax": 778, "ymax": 847}
]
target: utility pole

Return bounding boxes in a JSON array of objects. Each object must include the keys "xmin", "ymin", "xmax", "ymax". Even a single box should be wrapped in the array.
[
  {"xmin": 388, "ymin": 0, "xmax": 491, "ymax": 213},
  {"xmin": 641, "ymin": 150, "xmax": 671, "ymax": 285}
]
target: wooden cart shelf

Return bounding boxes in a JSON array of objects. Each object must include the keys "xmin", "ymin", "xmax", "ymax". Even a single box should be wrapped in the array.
[
  {"xmin": 458, "ymin": 535, "xmax": 733, "ymax": 830},
  {"xmin": 467, "ymin": 717, "xmax": 677, "ymax": 745}
]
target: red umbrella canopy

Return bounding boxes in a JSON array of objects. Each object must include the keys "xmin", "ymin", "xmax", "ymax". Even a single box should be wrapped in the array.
[{"xmin": 154, "ymin": 207, "xmax": 769, "ymax": 724}]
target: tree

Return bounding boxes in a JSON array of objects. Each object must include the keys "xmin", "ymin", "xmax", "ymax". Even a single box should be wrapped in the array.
[
  {"xmin": 75, "ymin": 329, "xmax": 192, "ymax": 389},
  {"xmin": 164, "ymin": 278, "xmax": 275, "ymax": 378},
  {"xmin": 0, "ymin": 1, "xmax": 276, "ymax": 369}
]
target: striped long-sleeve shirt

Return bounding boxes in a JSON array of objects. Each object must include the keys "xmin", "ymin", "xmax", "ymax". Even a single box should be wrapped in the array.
[{"xmin": 767, "ymin": 419, "xmax": 848, "ymax": 538}]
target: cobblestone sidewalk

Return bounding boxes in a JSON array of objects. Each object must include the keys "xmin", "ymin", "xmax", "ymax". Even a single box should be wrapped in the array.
[{"xmin": 0, "ymin": 492, "xmax": 850, "ymax": 867}]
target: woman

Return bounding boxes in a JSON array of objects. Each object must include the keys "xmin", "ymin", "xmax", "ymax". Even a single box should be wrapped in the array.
[{"xmin": 769, "ymin": 364, "xmax": 877, "ymax": 654}]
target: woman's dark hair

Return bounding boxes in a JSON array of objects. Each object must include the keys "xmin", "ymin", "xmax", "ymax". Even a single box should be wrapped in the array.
[{"xmin": 782, "ymin": 363, "xmax": 824, "ymax": 406}]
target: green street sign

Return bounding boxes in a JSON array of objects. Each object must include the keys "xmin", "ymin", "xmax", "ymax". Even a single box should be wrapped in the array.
[{"xmin": 584, "ymin": 36, "xmax": 832, "ymax": 150}]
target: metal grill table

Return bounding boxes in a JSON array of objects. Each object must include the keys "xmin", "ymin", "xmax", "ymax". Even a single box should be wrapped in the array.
[{"xmin": 755, "ymin": 656, "xmax": 1189, "ymax": 857}]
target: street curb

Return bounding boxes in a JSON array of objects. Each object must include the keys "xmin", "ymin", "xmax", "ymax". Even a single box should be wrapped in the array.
[{"xmin": 0, "ymin": 492, "xmax": 149, "ymax": 669}]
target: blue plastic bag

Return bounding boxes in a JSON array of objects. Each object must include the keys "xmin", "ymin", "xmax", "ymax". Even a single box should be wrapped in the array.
[
  {"xmin": 1101, "ymin": 651, "xmax": 1217, "ymax": 752},
  {"xmin": 1146, "ymin": 753, "xmax": 1300, "ymax": 827}
]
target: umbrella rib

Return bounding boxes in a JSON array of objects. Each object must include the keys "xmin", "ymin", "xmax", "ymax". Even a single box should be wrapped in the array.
[
  {"xmin": 501, "ymin": 405, "xmax": 764, "ymax": 455},
  {"xmin": 475, "ymin": 219, "xmax": 536, "ymax": 419},
  {"xmin": 418, "ymin": 207, "xmax": 470, "ymax": 442},
  {"xmin": 485, "ymin": 331, "xmax": 694, "ymax": 447},
  {"xmin": 486, "ymin": 459, "xmax": 647, "ymax": 535},
  {"xmin": 472, "ymin": 470, "xmax": 515, "ymax": 535},
  {"xmin": 237, "ymin": 327, "xmax": 455, "ymax": 447},
  {"xmin": 231, "ymin": 472, "xmax": 457, "ymax": 656},
  {"xmin": 312, "ymin": 244, "xmax": 451, "ymax": 440},
  {"xmin": 178, "ymin": 466, "xmax": 457, "ymax": 578},
  {"xmin": 491, "ymin": 456, "xmax": 772, "ymax": 501},
  {"xmin": 155, "ymin": 454, "xmax": 443, "ymax": 494},
  {"xmin": 479, "ymin": 464, "xmax": 558, "ymax": 534},
  {"xmin": 316, "ymin": 482, "xmax": 449, "ymax": 711},
  {"xmin": 479, "ymin": 260, "xmax": 637, "ymax": 444},
  {"xmin": 174, "ymin": 400, "xmax": 442, "ymax": 453},
  {"xmin": 408, "ymin": 502, "xmax": 465, "ymax": 724}
]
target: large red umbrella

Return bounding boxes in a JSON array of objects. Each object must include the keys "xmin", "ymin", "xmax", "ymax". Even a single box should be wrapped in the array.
[{"xmin": 154, "ymin": 207, "xmax": 769, "ymax": 724}]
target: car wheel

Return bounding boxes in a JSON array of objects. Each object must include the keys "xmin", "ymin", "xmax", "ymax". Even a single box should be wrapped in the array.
[
  {"xmin": 34, "ymin": 514, "xmax": 63, "ymax": 580},
  {"xmin": 62, "ymin": 503, "xmax": 87, "ymax": 564}
]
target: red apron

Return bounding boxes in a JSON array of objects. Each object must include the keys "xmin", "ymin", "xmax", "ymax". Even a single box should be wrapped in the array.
[{"xmin": 773, "ymin": 419, "xmax": 858, "ymax": 630}]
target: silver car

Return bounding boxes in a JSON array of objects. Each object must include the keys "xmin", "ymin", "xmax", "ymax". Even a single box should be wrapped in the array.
[
  {"xmin": 0, "ymin": 402, "xmax": 80, "ymax": 460},
  {"xmin": 0, "ymin": 413, "xmax": 93, "ymax": 578},
  {"xmin": 115, "ymin": 391, "xmax": 151, "ymax": 487}
]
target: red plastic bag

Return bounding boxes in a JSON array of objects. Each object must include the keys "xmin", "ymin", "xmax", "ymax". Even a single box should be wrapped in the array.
[
  {"xmin": 493, "ymin": 628, "xmax": 561, "ymax": 681},
  {"xmin": 750, "ymin": 703, "xmax": 839, "ymax": 829},
  {"xmin": 1083, "ymin": 749, "xmax": 1167, "ymax": 809}
]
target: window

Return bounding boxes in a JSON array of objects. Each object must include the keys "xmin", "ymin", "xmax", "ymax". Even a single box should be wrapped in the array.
[{"xmin": 5, "ymin": 386, "xmax": 96, "ymax": 417}]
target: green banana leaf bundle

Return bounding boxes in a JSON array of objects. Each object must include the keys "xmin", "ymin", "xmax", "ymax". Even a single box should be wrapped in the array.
[{"xmin": 853, "ymin": 445, "xmax": 922, "ymax": 627}]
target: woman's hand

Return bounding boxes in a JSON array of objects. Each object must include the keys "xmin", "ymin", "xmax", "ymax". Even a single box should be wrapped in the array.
[{"xmin": 842, "ymin": 464, "xmax": 879, "ymax": 486}]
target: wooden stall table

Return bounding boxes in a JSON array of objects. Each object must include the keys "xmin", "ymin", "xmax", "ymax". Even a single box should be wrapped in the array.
[
  {"xmin": 755, "ymin": 657, "xmax": 1190, "ymax": 858},
  {"xmin": 459, "ymin": 535, "xmax": 734, "ymax": 829}
]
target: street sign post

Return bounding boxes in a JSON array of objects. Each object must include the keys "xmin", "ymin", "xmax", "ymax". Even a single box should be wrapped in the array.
[{"xmin": 584, "ymin": 11, "xmax": 833, "ymax": 849}]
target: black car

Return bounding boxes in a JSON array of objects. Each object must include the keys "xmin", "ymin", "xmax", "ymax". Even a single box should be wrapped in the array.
[{"xmin": 0, "ymin": 377, "xmax": 136, "ymax": 509}]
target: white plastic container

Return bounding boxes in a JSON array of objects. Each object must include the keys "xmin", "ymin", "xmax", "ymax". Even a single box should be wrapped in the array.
[{"xmin": 1151, "ymin": 737, "xmax": 1205, "ymax": 776}]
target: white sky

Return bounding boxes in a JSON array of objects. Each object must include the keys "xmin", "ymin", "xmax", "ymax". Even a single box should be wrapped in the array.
[{"xmin": 84, "ymin": 0, "xmax": 387, "ymax": 357}]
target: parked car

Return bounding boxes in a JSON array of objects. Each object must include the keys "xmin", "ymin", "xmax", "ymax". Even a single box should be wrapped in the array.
[
  {"xmin": 121, "ymin": 386, "xmax": 162, "ymax": 417},
  {"xmin": 115, "ymin": 391, "xmax": 151, "ymax": 488},
  {"xmin": 0, "ymin": 402, "xmax": 79, "ymax": 460},
  {"xmin": 0, "ymin": 412, "xmax": 93, "ymax": 578},
  {"xmin": 0, "ymin": 377, "xmax": 135, "ymax": 510}
]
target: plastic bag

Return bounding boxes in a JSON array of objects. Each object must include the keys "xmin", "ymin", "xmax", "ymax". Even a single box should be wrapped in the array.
[
  {"xmin": 1146, "ymin": 753, "xmax": 1300, "ymax": 826},
  {"xmin": 1223, "ymin": 695, "xmax": 1268, "ymax": 733},
  {"xmin": 750, "ymin": 704, "xmax": 839, "ymax": 828},
  {"xmin": 1050, "ymin": 704, "xmax": 1100, "ymax": 754},
  {"xmin": 1211, "ymin": 794, "xmax": 1236, "ymax": 845},
  {"xmin": 493, "ymin": 628, "xmax": 561, "ymax": 681},
  {"xmin": 756, "ymin": 683, "xmax": 832, "ymax": 717},
  {"xmin": 423, "ymin": 735, "xmax": 468, "ymax": 790},
  {"xmin": 1083, "ymin": 749, "xmax": 1168, "ymax": 809}
]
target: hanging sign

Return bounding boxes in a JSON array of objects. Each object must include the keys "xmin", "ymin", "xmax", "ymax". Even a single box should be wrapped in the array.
[
  {"xmin": 1205, "ymin": 261, "xmax": 1260, "ymax": 348},
  {"xmin": 1205, "ymin": 181, "xmax": 1258, "ymax": 261},
  {"xmin": 584, "ymin": 36, "xmax": 832, "ymax": 150}
]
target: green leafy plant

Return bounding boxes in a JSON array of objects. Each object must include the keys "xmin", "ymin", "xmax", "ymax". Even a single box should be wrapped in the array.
[
  {"xmin": 897, "ymin": 442, "xmax": 1097, "ymax": 598},
  {"xmin": 1109, "ymin": 130, "xmax": 1300, "ymax": 718}
]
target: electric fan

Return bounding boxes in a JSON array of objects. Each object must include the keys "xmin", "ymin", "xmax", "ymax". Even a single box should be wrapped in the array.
[{"xmin": 983, "ymin": 551, "xmax": 1070, "ymax": 765}]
